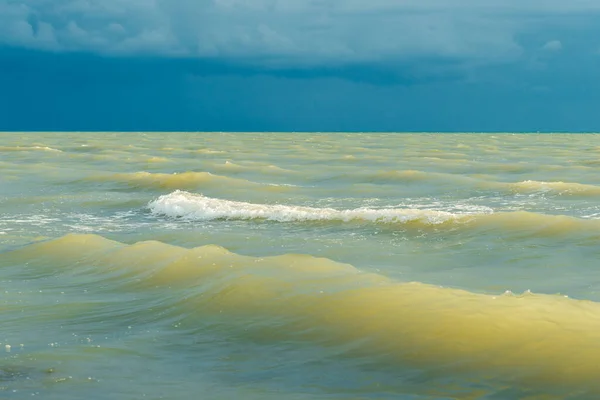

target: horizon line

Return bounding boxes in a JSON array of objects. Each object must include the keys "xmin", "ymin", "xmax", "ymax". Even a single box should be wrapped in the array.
[{"xmin": 2, "ymin": 130, "xmax": 600, "ymax": 134}]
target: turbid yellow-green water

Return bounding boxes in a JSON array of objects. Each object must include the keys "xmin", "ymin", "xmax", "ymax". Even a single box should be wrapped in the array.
[{"xmin": 2, "ymin": 132, "xmax": 600, "ymax": 399}]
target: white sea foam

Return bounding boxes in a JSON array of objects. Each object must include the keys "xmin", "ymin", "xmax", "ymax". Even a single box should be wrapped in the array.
[
  {"xmin": 33, "ymin": 146, "xmax": 62, "ymax": 152},
  {"xmin": 148, "ymin": 191, "xmax": 484, "ymax": 224},
  {"xmin": 0, "ymin": 146, "xmax": 62, "ymax": 152}
]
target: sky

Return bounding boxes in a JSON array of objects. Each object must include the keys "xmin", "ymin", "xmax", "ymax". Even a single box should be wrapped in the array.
[{"xmin": 1, "ymin": 1, "xmax": 600, "ymax": 132}]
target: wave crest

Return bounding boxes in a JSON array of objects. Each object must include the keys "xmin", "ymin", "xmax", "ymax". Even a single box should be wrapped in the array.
[
  {"xmin": 147, "ymin": 191, "xmax": 600, "ymax": 236},
  {"xmin": 0, "ymin": 145, "xmax": 62, "ymax": 152},
  {"xmin": 88, "ymin": 172, "xmax": 293, "ymax": 192},
  {"xmin": 5, "ymin": 233, "xmax": 600, "ymax": 392},
  {"xmin": 509, "ymin": 180, "xmax": 600, "ymax": 195},
  {"xmin": 148, "ymin": 191, "xmax": 465, "ymax": 224}
]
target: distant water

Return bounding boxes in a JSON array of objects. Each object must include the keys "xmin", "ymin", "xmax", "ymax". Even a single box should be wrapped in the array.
[{"xmin": 2, "ymin": 132, "xmax": 600, "ymax": 399}]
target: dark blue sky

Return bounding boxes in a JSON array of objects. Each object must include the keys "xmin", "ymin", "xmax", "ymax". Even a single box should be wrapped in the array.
[{"xmin": 1, "ymin": 1, "xmax": 600, "ymax": 132}]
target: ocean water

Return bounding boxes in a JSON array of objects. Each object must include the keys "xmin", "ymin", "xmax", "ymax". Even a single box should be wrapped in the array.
[{"xmin": 2, "ymin": 132, "xmax": 600, "ymax": 399}]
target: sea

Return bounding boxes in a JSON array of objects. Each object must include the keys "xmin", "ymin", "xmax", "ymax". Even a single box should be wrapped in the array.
[{"xmin": 1, "ymin": 132, "xmax": 600, "ymax": 399}]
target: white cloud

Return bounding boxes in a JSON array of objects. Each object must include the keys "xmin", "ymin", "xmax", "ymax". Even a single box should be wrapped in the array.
[
  {"xmin": 0, "ymin": 1, "xmax": 597, "ymax": 68},
  {"xmin": 542, "ymin": 40, "xmax": 563, "ymax": 51}
]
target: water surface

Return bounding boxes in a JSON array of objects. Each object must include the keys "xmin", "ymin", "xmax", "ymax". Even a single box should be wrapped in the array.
[{"xmin": 2, "ymin": 132, "xmax": 600, "ymax": 399}]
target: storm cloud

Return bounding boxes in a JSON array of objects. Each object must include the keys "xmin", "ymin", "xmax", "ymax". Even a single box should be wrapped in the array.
[
  {"xmin": 1, "ymin": 1, "xmax": 600, "ymax": 131},
  {"xmin": 2, "ymin": 1, "xmax": 599, "ymax": 66}
]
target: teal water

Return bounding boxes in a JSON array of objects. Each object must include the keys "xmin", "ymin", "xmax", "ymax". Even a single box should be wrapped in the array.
[{"xmin": 2, "ymin": 132, "xmax": 600, "ymax": 399}]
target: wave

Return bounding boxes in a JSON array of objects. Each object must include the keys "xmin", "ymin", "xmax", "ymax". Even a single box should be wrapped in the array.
[
  {"xmin": 317, "ymin": 169, "xmax": 479, "ymax": 186},
  {"xmin": 0, "ymin": 146, "xmax": 62, "ymax": 152},
  {"xmin": 5, "ymin": 233, "xmax": 600, "ymax": 394},
  {"xmin": 88, "ymin": 172, "xmax": 293, "ymax": 192},
  {"xmin": 210, "ymin": 161, "xmax": 294, "ymax": 175},
  {"xmin": 144, "ymin": 156, "xmax": 169, "ymax": 163},
  {"xmin": 192, "ymin": 148, "xmax": 226, "ymax": 155},
  {"xmin": 148, "ymin": 191, "xmax": 465, "ymax": 224},
  {"xmin": 506, "ymin": 180, "xmax": 600, "ymax": 196},
  {"xmin": 365, "ymin": 169, "xmax": 481, "ymax": 186},
  {"xmin": 110, "ymin": 171, "xmax": 237, "ymax": 189},
  {"xmin": 148, "ymin": 191, "xmax": 600, "ymax": 236},
  {"xmin": 318, "ymin": 170, "xmax": 600, "ymax": 197},
  {"xmin": 370, "ymin": 169, "xmax": 444, "ymax": 182}
]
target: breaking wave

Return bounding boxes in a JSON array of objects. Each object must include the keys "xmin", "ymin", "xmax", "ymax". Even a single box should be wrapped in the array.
[
  {"xmin": 148, "ymin": 191, "xmax": 600, "ymax": 235},
  {"xmin": 148, "ymin": 190, "xmax": 467, "ymax": 224}
]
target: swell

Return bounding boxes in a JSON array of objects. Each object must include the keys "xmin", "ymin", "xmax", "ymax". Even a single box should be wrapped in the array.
[
  {"xmin": 84, "ymin": 171, "xmax": 293, "ymax": 192},
  {"xmin": 148, "ymin": 191, "xmax": 600, "ymax": 236},
  {"xmin": 504, "ymin": 180, "xmax": 600, "ymax": 196},
  {"xmin": 209, "ymin": 161, "xmax": 295, "ymax": 175},
  {"xmin": 5, "ymin": 233, "xmax": 600, "ymax": 394},
  {"xmin": 312, "ymin": 169, "xmax": 480, "ymax": 187},
  {"xmin": 0, "ymin": 145, "xmax": 62, "ymax": 152},
  {"xmin": 357, "ymin": 169, "xmax": 479, "ymax": 185},
  {"xmin": 323, "ymin": 169, "xmax": 600, "ymax": 197}
]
